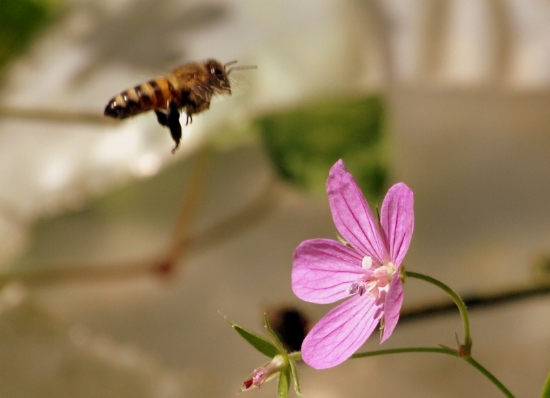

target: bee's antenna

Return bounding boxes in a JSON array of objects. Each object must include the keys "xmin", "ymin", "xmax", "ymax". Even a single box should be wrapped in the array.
[
  {"xmin": 224, "ymin": 60, "xmax": 238, "ymax": 68},
  {"xmin": 224, "ymin": 60, "xmax": 257, "ymax": 75}
]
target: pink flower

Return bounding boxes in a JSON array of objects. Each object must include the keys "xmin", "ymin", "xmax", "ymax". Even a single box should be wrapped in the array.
[{"xmin": 292, "ymin": 159, "xmax": 414, "ymax": 369}]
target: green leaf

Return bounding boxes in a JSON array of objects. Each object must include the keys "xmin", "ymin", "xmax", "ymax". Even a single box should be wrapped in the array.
[
  {"xmin": 264, "ymin": 313, "xmax": 286, "ymax": 353},
  {"xmin": 541, "ymin": 371, "xmax": 550, "ymax": 398},
  {"xmin": 225, "ymin": 316, "xmax": 279, "ymax": 358},
  {"xmin": 258, "ymin": 95, "xmax": 388, "ymax": 201},
  {"xmin": 277, "ymin": 367, "xmax": 291, "ymax": 398},
  {"xmin": 289, "ymin": 358, "xmax": 303, "ymax": 397}
]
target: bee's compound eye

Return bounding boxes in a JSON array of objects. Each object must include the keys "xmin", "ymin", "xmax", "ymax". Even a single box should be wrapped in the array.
[{"xmin": 211, "ymin": 67, "xmax": 224, "ymax": 78}]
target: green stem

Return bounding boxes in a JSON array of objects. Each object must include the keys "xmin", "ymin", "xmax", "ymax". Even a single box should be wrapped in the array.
[
  {"xmin": 465, "ymin": 356, "xmax": 515, "ymax": 398},
  {"xmin": 350, "ymin": 347, "xmax": 515, "ymax": 398},
  {"xmin": 288, "ymin": 352, "xmax": 302, "ymax": 362},
  {"xmin": 405, "ymin": 271, "xmax": 471, "ymax": 351},
  {"xmin": 352, "ymin": 346, "xmax": 455, "ymax": 358}
]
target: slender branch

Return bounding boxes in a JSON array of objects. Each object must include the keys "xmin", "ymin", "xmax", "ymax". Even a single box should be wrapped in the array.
[
  {"xmin": 398, "ymin": 284, "xmax": 550, "ymax": 323},
  {"xmin": 0, "ymin": 152, "xmax": 280, "ymax": 286},
  {"xmin": 0, "ymin": 106, "xmax": 113, "ymax": 125},
  {"xmin": 190, "ymin": 180, "xmax": 280, "ymax": 253},
  {"xmin": 165, "ymin": 149, "xmax": 214, "ymax": 264}
]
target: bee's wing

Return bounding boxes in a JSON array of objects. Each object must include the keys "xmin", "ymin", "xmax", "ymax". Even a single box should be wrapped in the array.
[{"xmin": 189, "ymin": 81, "xmax": 217, "ymax": 101}]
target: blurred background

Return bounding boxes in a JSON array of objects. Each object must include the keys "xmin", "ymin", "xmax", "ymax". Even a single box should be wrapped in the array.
[{"xmin": 0, "ymin": 0, "xmax": 549, "ymax": 396}]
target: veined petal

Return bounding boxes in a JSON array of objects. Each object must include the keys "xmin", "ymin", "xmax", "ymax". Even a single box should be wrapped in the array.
[
  {"xmin": 301, "ymin": 295, "xmax": 383, "ymax": 369},
  {"xmin": 380, "ymin": 182, "xmax": 414, "ymax": 266},
  {"xmin": 327, "ymin": 160, "xmax": 388, "ymax": 263},
  {"xmin": 380, "ymin": 273, "xmax": 403, "ymax": 343},
  {"xmin": 292, "ymin": 239, "xmax": 364, "ymax": 304}
]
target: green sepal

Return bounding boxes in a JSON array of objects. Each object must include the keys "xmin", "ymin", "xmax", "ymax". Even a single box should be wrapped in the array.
[
  {"xmin": 289, "ymin": 357, "xmax": 303, "ymax": 397},
  {"xmin": 277, "ymin": 367, "xmax": 291, "ymax": 398},
  {"xmin": 541, "ymin": 371, "xmax": 550, "ymax": 398},
  {"xmin": 264, "ymin": 313, "xmax": 286, "ymax": 353},
  {"xmin": 225, "ymin": 316, "xmax": 279, "ymax": 358}
]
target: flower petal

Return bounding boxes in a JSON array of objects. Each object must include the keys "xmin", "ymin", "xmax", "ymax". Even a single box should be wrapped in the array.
[
  {"xmin": 292, "ymin": 239, "xmax": 364, "ymax": 304},
  {"xmin": 327, "ymin": 160, "xmax": 388, "ymax": 264},
  {"xmin": 380, "ymin": 182, "xmax": 414, "ymax": 266},
  {"xmin": 301, "ymin": 295, "xmax": 383, "ymax": 369},
  {"xmin": 381, "ymin": 273, "xmax": 403, "ymax": 343}
]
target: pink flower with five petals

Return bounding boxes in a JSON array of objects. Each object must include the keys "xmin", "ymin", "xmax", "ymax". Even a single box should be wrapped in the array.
[{"xmin": 292, "ymin": 159, "xmax": 414, "ymax": 369}]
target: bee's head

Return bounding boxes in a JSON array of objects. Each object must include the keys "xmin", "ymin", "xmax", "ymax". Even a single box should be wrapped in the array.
[
  {"xmin": 205, "ymin": 59, "xmax": 257, "ymax": 95},
  {"xmin": 205, "ymin": 59, "xmax": 232, "ymax": 94}
]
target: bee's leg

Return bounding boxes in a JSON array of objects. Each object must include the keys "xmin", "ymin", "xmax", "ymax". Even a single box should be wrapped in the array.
[
  {"xmin": 185, "ymin": 114, "xmax": 193, "ymax": 125},
  {"xmin": 154, "ymin": 110, "xmax": 168, "ymax": 126},
  {"xmin": 166, "ymin": 102, "xmax": 182, "ymax": 154}
]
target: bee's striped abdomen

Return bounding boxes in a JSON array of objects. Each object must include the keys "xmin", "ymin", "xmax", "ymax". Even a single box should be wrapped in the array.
[{"xmin": 104, "ymin": 78, "xmax": 173, "ymax": 119}]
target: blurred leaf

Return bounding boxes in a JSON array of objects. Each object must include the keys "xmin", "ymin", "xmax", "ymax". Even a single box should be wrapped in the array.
[
  {"xmin": 258, "ymin": 95, "xmax": 388, "ymax": 200},
  {"xmin": 541, "ymin": 371, "xmax": 550, "ymax": 398},
  {"xmin": 0, "ymin": 0, "xmax": 57, "ymax": 78}
]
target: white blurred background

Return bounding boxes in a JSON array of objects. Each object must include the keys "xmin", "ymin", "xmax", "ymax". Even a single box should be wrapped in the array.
[{"xmin": 0, "ymin": 0, "xmax": 549, "ymax": 397}]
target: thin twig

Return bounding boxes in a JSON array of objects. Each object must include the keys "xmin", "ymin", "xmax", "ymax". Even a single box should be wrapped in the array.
[
  {"xmin": 0, "ymin": 106, "xmax": 114, "ymax": 125},
  {"xmin": 190, "ymin": 179, "xmax": 281, "ymax": 253},
  {"xmin": 165, "ymin": 149, "xmax": 214, "ymax": 264},
  {"xmin": 0, "ymin": 154, "xmax": 281, "ymax": 285},
  {"xmin": 399, "ymin": 284, "xmax": 550, "ymax": 323}
]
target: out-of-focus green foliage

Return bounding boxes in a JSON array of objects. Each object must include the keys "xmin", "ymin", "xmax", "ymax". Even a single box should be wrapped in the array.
[
  {"xmin": 541, "ymin": 371, "xmax": 550, "ymax": 398},
  {"xmin": 0, "ymin": 0, "xmax": 57, "ymax": 79},
  {"xmin": 257, "ymin": 95, "xmax": 388, "ymax": 201}
]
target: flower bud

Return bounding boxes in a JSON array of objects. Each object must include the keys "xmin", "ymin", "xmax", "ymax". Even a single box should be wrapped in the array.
[{"xmin": 242, "ymin": 354, "xmax": 288, "ymax": 390}]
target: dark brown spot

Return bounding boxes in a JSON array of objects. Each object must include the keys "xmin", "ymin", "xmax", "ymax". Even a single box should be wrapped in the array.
[
  {"xmin": 149, "ymin": 80, "xmax": 165, "ymax": 108},
  {"xmin": 266, "ymin": 306, "xmax": 310, "ymax": 352},
  {"xmin": 134, "ymin": 84, "xmax": 152, "ymax": 108}
]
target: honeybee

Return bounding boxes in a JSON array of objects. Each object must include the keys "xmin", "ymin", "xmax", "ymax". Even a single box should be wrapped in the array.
[{"xmin": 104, "ymin": 59, "xmax": 256, "ymax": 153}]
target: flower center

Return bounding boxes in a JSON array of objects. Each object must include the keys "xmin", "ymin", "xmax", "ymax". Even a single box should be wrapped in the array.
[{"xmin": 347, "ymin": 256, "xmax": 396, "ymax": 302}]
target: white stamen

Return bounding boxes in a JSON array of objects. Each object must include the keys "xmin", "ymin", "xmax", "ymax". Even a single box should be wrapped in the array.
[
  {"xmin": 348, "ymin": 261, "xmax": 397, "ymax": 300},
  {"xmin": 362, "ymin": 256, "xmax": 373, "ymax": 270}
]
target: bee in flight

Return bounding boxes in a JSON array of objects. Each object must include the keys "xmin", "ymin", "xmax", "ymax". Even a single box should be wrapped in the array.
[{"xmin": 104, "ymin": 59, "xmax": 256, "ymax": 153}]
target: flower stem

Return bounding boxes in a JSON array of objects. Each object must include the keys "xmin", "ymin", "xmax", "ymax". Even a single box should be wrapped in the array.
[
  {"xmin": 464, "ymin": 356, "xmax": 515, "ymax": 398},
  {"xmin": 350, "ymin": 347, "xmax": 515, "ymax": 398},
  {"xmin": 396, "ymin": 271, "xmax": 515, "ymax": 397},
  {"xmin": 405, "ymin": 271, "xmax": 471, "ymax": 352}
]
